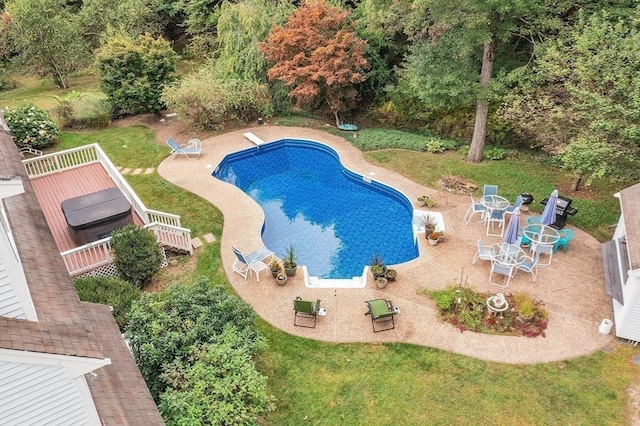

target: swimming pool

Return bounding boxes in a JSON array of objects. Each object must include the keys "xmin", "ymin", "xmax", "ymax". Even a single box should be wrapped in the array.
[{"xmin": 213, "ymin": 139, "xmax": 418, "ymax": 279}]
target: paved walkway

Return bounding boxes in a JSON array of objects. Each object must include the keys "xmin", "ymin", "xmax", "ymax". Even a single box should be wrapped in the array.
[{"xmin": 157, "ymin": 126, "xmax": 614, "ymax": 364}]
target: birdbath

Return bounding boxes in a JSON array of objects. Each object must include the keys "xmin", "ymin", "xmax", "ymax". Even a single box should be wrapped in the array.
[{"xmin": 486, "ymin": 293, "xmax": 509, "ymax": 314}]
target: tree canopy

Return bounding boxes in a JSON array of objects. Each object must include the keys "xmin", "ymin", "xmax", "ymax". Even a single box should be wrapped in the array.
[{"xmin": 261, "ymin": 0, "xmax": 369, "ymax": 126}]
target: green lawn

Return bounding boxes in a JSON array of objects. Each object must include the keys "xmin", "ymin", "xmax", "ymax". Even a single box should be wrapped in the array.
[{"xmin": 8, "ymin": 74, "xmax": 639, "ymax": 425}]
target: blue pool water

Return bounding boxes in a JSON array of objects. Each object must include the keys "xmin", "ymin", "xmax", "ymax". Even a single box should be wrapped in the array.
[{"xmin": 213, "ymin": 139, "xmax": 418, "ymax": 278}]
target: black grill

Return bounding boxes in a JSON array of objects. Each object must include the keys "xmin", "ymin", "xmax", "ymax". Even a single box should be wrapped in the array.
[{"xmin": 541, "ymin": 195, "xmax": 578, "ymax": 229}]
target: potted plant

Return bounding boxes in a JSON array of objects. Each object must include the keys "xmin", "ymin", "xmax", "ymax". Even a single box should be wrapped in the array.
[
  {"xmin": 270, "ymin": 259, "xmax": 282, "ymax": 278},
  {"xmin": 275, "ymin": 270, "xmax": 288, "ymax": 286},
  {"xmin": 385, "ymin": 268, "xmax": 397, "ymax": 281},
  {"xmin": 376, "ymin": 276, "xmax": 388, "ymax": 289},
  {"xmin": 283, "ymin": 244, "xmax": 297, "ymax": 277},
  {"xmin": 370, "ymin": 253, "xmax": 387, "ymax": 280},
  {"xmin": 417, "ymin": 195, "xmax": 435, "ymax": 208},
  {"xmin": 428, "ymin": 231, "xmax": 440, "ymax": 246},
  {"xmin": 418, "ymin": 214, "xmax": 437, "ymax": 238}
]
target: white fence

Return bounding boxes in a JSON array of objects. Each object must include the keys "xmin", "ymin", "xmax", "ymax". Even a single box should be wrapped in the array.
[{"xmin": 24, "ymin": 144, "xmax": 193, "ymax": 277}]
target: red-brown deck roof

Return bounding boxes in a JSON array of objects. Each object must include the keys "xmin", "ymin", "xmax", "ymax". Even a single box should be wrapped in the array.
[{"xmin": 30, "ymin": 163, "xmax": 143, "ymax": 252}]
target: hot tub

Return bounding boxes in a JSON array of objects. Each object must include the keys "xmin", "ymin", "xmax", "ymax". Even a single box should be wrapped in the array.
[{"xmin": 61, "ymin": 187, "xmax": 133, "ymax": 245}]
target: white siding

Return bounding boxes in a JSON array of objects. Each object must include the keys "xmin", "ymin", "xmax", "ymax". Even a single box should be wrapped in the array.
[
  {"xmin": 616, "ymin": 276, "xmax": 640, "ymax": 342},
  {"xmin": 0, "ymin": 262, "xmax": 26, "ymax": 319},
  {"xmin": 0, "ymin": 362, "xmax": 91, "ymax": 425}
]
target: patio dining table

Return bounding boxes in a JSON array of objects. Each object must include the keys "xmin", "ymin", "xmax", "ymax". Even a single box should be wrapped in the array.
[
  {"xmin": 490, "ymin": 242, "xmax": 527, "ymax": 266},
  {"xmin": 481, "ymin": 194, "xmax": 510, "ymax": 213},
  {"xmin": 522, "ymin": 223, "xmax": 561, "ymax": 247}
]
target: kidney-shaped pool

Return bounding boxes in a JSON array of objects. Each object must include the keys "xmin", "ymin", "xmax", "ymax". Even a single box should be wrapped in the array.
[{"xmin": 213, "ymin": 139, "xmax": 418, "ymax": 279}]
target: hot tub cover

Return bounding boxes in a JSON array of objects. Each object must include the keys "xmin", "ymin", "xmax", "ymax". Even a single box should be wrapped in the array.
[{"xmin": 61, "ymin": 188, "xmax": 131, "ymax": 229}]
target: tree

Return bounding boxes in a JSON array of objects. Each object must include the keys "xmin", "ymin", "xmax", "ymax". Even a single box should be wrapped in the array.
[
  {"xmin": 399, "ymin": 0, "xmax": 565, "ymax": 162},
  {"xmin": 110, "ymin": 224, "xmax": 164, "ymax": 288},
  {"xmin": 77, "ymin": 0, "xmax": 164, "ymax": 48},
  {"xmin": 5, "ymin": 0, "xmax": 90, "ymax": 88},
  {"xmin": 124, "ymin": 277, "xmax": 264, "ymax": 402},
  {"xmin": 95, "ymin": 32, "xmax": 177, "ymax": 117},
  {"xmin": 501, "ymin": 8, "xmax": 640, "ymax": 188},
  {"xmin": 260, "ymin": 0, "xmax": 369, "ymax": 126}
]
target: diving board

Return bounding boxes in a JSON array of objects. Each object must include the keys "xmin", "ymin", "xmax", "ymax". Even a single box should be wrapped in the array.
[{"xmin": 243, "ymin": 132, "xmax": 265, "ymax": 145}]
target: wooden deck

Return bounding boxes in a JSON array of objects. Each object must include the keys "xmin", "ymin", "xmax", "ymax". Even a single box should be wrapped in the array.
[{"xmin": 30, "ymin": 163, "xmax": 143, "ymax": 253}]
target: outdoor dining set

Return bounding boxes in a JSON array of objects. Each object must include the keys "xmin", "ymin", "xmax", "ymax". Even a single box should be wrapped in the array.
[{"xmin": 468, "ymin": 185, "xmax": 576, "ymax": 287}]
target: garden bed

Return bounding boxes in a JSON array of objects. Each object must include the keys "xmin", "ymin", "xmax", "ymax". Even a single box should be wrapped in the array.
[{"xmin": 429, "ymin": 284, "xmax": 548, "ymax": 338}]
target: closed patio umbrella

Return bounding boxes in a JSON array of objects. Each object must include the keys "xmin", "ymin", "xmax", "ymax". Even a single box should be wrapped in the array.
[
  {"xmin": 503, "ymin": 206, "xmax": 521, "ymax": 245},
  {"xmin": 540, "ymin": 189, "xmax": 559, "ymax": 226}
]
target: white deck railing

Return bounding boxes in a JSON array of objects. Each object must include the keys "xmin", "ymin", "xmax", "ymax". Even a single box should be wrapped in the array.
[
  {"xmin": 61, "ymin": 222, "xmax": 193, "ymax": 277},
  {"xmin": 24, "ymin": 145, "xmax": 193, "ymax": 276}
]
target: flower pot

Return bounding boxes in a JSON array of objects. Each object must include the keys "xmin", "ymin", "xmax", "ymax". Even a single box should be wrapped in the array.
[
  {"xmin": 428, "ymin": 238, "xmax": 438, "ymax": 246},
  {"xmin": 371, "ymin": 265, "xmax": 388, "ymax": 280},
  {"xmin": 598, "ymin": 318, "xmax": 613, "ymax": 334},
  {"xmin": 284, "ymin": 265, "xmax": 297, "ymax": 277},
  {"xmin": 276, "ymin": 275, "xmax": 288, "ymax": 286},
  {"xmin": 385, "ymin": 269, "xmax": 397, "ymax": 281},
  {"xmin": 376, "ymin": 277, "xmax": 388, "ymax": 289}
]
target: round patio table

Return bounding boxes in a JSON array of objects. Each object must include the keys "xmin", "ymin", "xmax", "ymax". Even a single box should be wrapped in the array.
[
  {"xmin": 522, "ymin": 224, "xmax": 560, "ymax": 246},
  {"xmin": 481, "ymin": 194, "xmax": 510, "ymax": 212},
  {"xmin": 490, "ymin": 242, "xmax": 527, "ymax": 266}
]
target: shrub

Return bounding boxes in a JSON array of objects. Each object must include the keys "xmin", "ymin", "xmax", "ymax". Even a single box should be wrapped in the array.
[
  {"xmin": 52, "ymin": 92, "xmax": 111, "ymax": 129},
  {"xmin": 110, "ymin": 224, "xmax": 164, "ymax": 288},
  {"xmin": 73, "ymin": 276, "xmax": 141, "ymax": 331},
  {"xmin": 159, "ymin": 330, "xmax": 276, "ymax": 425},
  {"xmin": 424, "ymin": 138, "xmax": 446, "ymax": 153},
  {"xmin": 124, "ymin": 277, "xmax": 264, "ymax": 402},
  {"xmin": 96, "ymin": 33, "xmax": 178, "ymax": 117},
  {"xmin": 4, "ymin": 103, "xmax": 58, "ymax": 149},
  {"xmin": 161, "ymin": 68, "xmax": 273, "ymax": 130}
]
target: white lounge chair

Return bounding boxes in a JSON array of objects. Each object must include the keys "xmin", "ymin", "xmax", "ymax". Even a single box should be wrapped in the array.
[
  {"xmin": 232, "ymin": 245, "xmax": 275, "ymax": 282},
  {"xmin": 167, "ymin": 137, "xmax": 202, "ymax": 159}
]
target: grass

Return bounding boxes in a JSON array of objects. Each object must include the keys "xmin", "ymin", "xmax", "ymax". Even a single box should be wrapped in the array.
[
  {"xmin": 8, "ymin": 73, "xmax": 640, "ymax": 425},
  {"xmin": 259, "ymin": 324, "xmax": 637, "ymax": 425}
]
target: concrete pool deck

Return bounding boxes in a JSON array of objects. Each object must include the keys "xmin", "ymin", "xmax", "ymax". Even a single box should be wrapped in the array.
[{"xmin": 157, "ymin": 126, "xmax": 614, "ymax": 364}]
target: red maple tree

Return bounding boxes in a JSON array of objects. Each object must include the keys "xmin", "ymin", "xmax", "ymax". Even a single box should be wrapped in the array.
[{"xmin": 260, "ymin": 0, "xmax": 369, "ymax": 126}]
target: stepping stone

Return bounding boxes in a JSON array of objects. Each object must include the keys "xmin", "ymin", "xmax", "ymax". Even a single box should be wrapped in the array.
[
  {"xmin": 203, "ymin": 233, "xmax": 216, "ymax": 244},
  {"xmin": 116, "ymin": 166, "xmax": 122, "ymax": 171},
  {"xmin": 132, "ymin": 168, "xmax": 142, "ymax": 175},
  {"xmin": 144, "ymin": 168, "xmax": 154, "ymax": 174},
  {"xmin": 191, "ymin": 237, "xmax": 203, "ymax": 249},
  {"xmin": 121, "ymin": 168, "xmax": 132, "ymax": 175}
]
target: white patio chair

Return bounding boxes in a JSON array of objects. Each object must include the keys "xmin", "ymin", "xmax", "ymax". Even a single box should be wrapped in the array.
[
  {"xmin": 472, "ymin": 238, "xmax": 493, "ymax": 264},
  {"xmin": 489, "ymin": 260, "xmax": 515, "ymax": 288},
  {"xmin": 514, "ymin": 253, "xmax": 539, "ymax": 282},
  {"xmin": 483, "ymin": 184, "xmax": 498, "ymax": 196},
  {"xmin": 504, "ymin": 195, "xmax": 524, "ymax": 217},
  {"xmin": 530, "ymin": 243, "xmax": 553, "ymax": 267},
  {"xmin": 486, "ymin": 209, "xmax": 505, "ymax": 237},
  {"xmin": 166, "ymin": 137, "xmax": 203, "ymax": 159},
  {"xmin": 464, "ymin": 195, "xmax": 486, "ymax": 225},
  {"xmin": 232, "ymin": 245, "xmax": 274, "ymax": 282}
]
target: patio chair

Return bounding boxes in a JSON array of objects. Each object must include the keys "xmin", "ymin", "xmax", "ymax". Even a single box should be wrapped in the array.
[
  {"xmin": 514, "ymin": 253, "xmax": 539, "ymax": 282},
  {"xmin": 464, "ymin": 195, "xmax": 486, "ymax": 225},
  {"xmin": 553, "ymin": 229, "xmax": 575, "ymax": 253},
  {"xmin": 526, "ymin": 215, "xmax": 541, "ymax": 225},
  {"xmin": 232, "ymin": 245, "xmax": 274, "ymax": 282},
  {"xmin": 486, "ymin": 209, "xmax": 505, "ymax": 237},
  {"xmin": 530, "ymin": 243, "xmax": 553, "ymax": 267},
  {"xmin": 489, "ymin": 260, "xmax": 515, "ymax": 288},
  {"xmin": 166, "ymin": 137, "xmax": 202, "ymax": 159},
  {"xmin": 472, "ymin": 238, "xmax": 493, "ymax": 264},
  {"xmin": 293, "ymin": 297, "xmax": 322, "ymax": 328},
  {"xmin": 483, "ymin": 184, "xmax": 499, "ymax": 196},
  {"xmin": 365, "ymin": 299, "xmax": 398, "ymax": 332},
  {"xmin": 504, "ymin": 195, "xmax": 524, "ymax": 216}
]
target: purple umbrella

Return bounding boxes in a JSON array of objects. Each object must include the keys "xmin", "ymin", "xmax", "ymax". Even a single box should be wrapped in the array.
[
  {"xmin": 541, "ymin": 189, "xmax": 559, "ymax": 226},
  {"xmin": 504, "ymin": 206, "xmax": 521, "ymax": 244}
]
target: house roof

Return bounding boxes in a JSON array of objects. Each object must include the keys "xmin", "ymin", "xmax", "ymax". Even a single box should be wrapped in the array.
[
  {"xmin": 619, "ymin": 182, "xmax": 640, "ymax": 270},
  {"xmin": 0, "ymin": 118, "xmax": 163, "ymax": 424}
]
